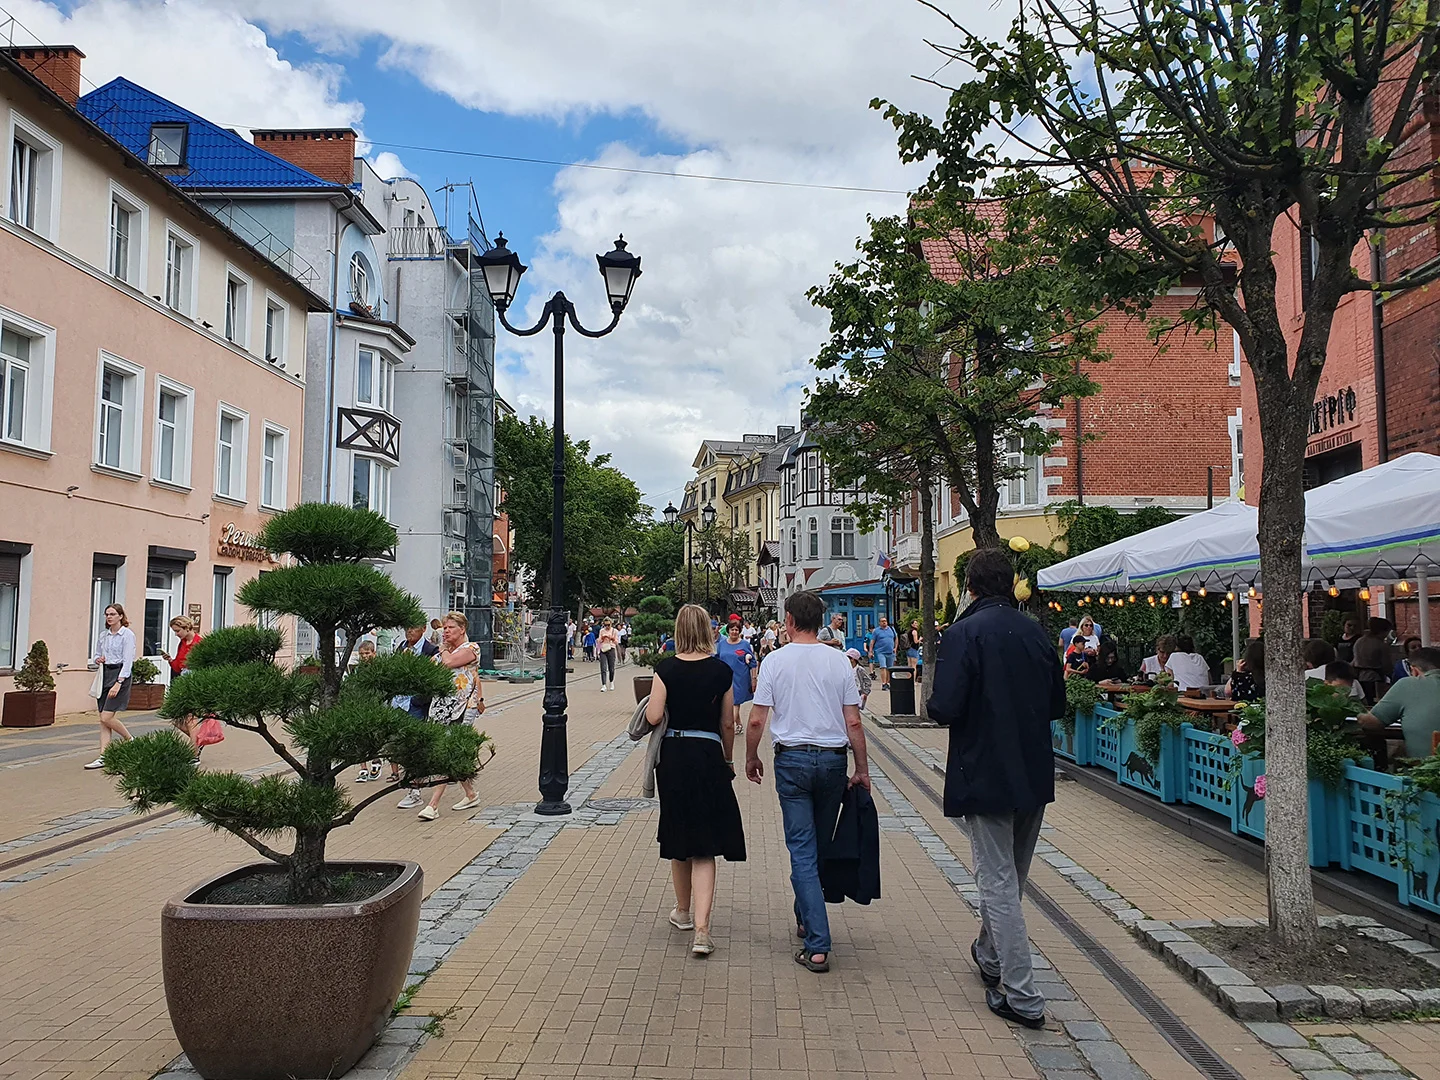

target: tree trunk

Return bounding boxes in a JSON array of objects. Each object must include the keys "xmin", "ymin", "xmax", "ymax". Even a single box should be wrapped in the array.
[
  {"xmin": 918, "ymin": 464, "xmax": 938, "ymax": 717},
  {"xmin": 287, "ymin": 824, "xmax": 329, "ymax": 902},
  {"xmin": 1253, "ymin": 357, "xmax": 1318, "ymax": 950}
]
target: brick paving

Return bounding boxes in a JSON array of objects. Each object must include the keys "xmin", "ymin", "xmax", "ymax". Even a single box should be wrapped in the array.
[{"xmin": 6, "ymin": 670, "xmax": 1440, "ymax": 1080}]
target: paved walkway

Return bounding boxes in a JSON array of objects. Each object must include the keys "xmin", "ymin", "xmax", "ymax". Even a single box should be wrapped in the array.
[{"xmin": 3, "ymin": 672, "xmax": 1439, "ymax": 1080}]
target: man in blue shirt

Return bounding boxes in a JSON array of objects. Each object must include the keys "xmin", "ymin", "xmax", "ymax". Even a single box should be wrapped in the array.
[{"xmin": 869, "ymin": 616, "xmax": 898, "ymax": 689}]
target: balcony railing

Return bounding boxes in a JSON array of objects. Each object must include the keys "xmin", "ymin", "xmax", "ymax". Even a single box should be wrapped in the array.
[
  {"xmin": 388, "ymin": 225, "xmax": 454, "ymax": 259},
  {"xmin": 893, "ymin": 533, "xmax": 937, "ymax": 573}
]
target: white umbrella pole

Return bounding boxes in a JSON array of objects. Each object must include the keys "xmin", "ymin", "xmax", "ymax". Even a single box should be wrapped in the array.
[
  {"xmin": 1232, "ymin": 596, "xmax": 1243, "ymax": 671},
  {"xmin": 1419, "ymin": 569, "xmax": 1432, "ymax": 647}
]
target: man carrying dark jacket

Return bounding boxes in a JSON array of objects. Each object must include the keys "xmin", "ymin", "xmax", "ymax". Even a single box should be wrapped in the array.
[{"xmin": 926, "ymin": 548, "xmax": 1066, "ymax": 1029}]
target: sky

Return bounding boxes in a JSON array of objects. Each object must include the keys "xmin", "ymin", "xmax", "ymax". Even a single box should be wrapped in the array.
[{"xmin": 5, "ymin": 0, "xmax": 1014, "ymax": 510}]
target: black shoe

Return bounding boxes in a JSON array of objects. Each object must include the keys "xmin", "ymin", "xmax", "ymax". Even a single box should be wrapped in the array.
[
  {"xmin": 986, "ymin": 989, "xmax": 1045, "ymax": 1029},
  {"xmin": 971, "ymin": 940, "xmax": 1000, "ymax": 990}
]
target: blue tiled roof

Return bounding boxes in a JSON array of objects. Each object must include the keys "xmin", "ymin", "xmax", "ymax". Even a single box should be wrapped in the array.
[{"xmin": 77, "ymin": 78, "xmax": 340, "ymax": 191}]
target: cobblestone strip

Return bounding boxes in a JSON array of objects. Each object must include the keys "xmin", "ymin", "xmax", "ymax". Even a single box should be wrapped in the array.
[
  {"xmin": 880, "ymin": 726, "xmax": 1430, "ymax": 1079},
  {"xmin": 870, "ymin": 765, "xmax": 1157, "ymax": 1080},
  {"xmin": 0, "ymin": 805, "xmax": 132, "ymax": 853},
  {"xmin": 154, "ymin": 733, "xmax": 646, "ymax": 1080}
]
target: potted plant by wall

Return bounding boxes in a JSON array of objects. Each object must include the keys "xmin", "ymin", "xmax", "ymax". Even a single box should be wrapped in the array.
[
  {"xmin": 104, "ymin": 504, "xmax": 486, "ymax": 1080},
  {"xmin": 627, "ymin": 594, "xmax": 674, "ymax": 702},
  {"xmin": 2, "ymin": 640, "xmax": 57, "ymax": 727},
  {"xmin": 127, "ymin": 657, "xmax": 165, "ymax": 710}
]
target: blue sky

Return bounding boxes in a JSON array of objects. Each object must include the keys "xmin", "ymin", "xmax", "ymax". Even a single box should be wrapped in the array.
[{"xmin": 15, "ymin": 0, "xmax": 983, "ymax": 505}]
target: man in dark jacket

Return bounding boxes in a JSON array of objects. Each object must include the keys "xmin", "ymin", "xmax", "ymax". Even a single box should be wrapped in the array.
[{"xmin": 927, "ymin": 548, "xmax": 1065, "ymax": 1029}]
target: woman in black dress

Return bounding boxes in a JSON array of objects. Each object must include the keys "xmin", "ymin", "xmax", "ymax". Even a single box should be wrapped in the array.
[{"xmin": 644, "ymin": 603, "xmax": 747, "ymax": 957}]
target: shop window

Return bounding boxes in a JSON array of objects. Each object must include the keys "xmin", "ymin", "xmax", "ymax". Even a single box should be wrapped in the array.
[
  {"xmin": 90, "ymin": 554, "xmax": 123, "ymax": 652},
  {"xmin": 0, "ymin": 548, "xmax": 21, "ymax": 670}
]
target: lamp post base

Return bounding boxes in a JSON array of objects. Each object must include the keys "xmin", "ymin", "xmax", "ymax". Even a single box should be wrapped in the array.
[{"xmin": 533, "ymin": 798, "xmax": 573, "ymax": 816}]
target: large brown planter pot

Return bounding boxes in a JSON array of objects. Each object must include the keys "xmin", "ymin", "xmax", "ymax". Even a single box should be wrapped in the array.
[
  {"xmin": 162, "ymin": 860, "xmax": 423, "ymax": 1080},
  {"xmin": 633, "ymin": 675, "xmax": 654, "ymax": 703},
  {"xmin": 1, "ymin": 690, "xmax": 56, "ymax": 727},
  {"xmin": 128, "ymin": 682, "xmax": 165, "ymax": 710}
]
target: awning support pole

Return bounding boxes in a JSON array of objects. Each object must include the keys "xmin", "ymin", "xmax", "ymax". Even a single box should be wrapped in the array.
[{"xmin": 1419, "ymin": 568, "xmax": 1432, "ymax": 648}]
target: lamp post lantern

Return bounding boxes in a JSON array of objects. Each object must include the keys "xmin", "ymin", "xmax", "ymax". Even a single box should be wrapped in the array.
[
  {"xmin": 663, "ymin": 500, "xmax": 715, "ymax": 603},
  {"xmin": 479, "ymin": 232, "xmax": 642, "ymax": 815}
]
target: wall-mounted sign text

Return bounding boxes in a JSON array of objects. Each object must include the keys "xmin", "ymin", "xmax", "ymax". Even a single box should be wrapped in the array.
[
  {"xmin": 217, "ymin": 523, "xmax": 275, "ymax": 563},
  {"xmin": 1310, "ymin": 386, "xmax": 1357, "ymax": 437}
]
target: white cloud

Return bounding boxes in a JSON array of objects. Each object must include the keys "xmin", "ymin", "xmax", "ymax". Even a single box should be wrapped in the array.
[
  {"xmin": 6, "ymin": 0, "xmax": 364, "ymax": 132},
  {"xmin": 7, "ymin": 0, "xmax": 1016, "ymax": 504},
  {"xmin": 367, "ymin": 150, "xmax": 413, "ymax": 180}
]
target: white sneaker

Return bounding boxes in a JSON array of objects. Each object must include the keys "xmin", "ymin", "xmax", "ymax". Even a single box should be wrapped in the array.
[
  {"xmin": 396, "ymin": 790, "xmax": 423, "ymax": 809},
  {"xmin": 417, "ymin": 805, "xmax": 438, "ymax": 821},
  {"xmin": 452, "ymin": 795, "xmax": 481, "ymax": 811},
  {"xmin": 355, "ymin": 769, "xmax": 373, "ymax": 782},
  {"xmin": 83, "ymin": 758, "xmax": 106, "ymax": 770}
]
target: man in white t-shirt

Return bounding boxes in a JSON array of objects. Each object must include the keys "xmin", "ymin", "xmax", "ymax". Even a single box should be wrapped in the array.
[
  {"xmin": 1165, "ymin": 635, "xmax": 1213, "ymax": 690},
  {"xmin": 746, "ymin": 590, "xmax": 869, "ymax": 975}
]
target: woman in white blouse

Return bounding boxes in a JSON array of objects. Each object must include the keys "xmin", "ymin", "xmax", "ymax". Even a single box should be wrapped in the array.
[{"xmin": 86, "ymin": 604, "xmax": 136, "ymax": 769}]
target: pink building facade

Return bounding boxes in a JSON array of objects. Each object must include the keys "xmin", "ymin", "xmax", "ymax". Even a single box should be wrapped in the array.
[{"xmin": 1, "ymin": 49, "xmax": 325, "ymax": 715}]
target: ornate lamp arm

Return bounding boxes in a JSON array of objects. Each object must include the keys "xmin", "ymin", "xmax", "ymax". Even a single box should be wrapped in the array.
[
  {"xmin": 566, "ymin": 302, "xmax": 623, "ymax": 339},
  {"xmin": 495, "ymin": 296, "xmax": 559, "ymax": 337}
]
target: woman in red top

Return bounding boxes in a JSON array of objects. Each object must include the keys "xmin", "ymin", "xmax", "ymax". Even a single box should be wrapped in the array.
[{"xmin": 161, "ymin": 616, "xmax": 202, "ymax": 753}]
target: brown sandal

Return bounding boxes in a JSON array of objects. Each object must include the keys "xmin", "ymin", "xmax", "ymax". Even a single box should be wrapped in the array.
[{"xmin": 795, "ymin": 948, "xmax": 829, "ymax": 973}]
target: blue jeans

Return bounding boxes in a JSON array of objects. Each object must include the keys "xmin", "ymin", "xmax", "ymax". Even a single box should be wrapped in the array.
[
  {"xmin": 874, "ymin": 649, "xmax": 894, "ymax": 670},
  {"xmin": 774, "ymin": 747, "xmax": 849, "ymax": 956}
]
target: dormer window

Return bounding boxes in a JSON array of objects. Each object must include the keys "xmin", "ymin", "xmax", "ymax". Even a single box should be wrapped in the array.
[{"xmin": 147, "ymin": 124, "xmax": 188, "ymax": 167}]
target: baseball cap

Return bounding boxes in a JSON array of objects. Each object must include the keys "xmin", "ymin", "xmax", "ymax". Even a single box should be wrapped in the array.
[{"xmin": 845, "ymin": 648, "xmax": 862, "ymax": 660}]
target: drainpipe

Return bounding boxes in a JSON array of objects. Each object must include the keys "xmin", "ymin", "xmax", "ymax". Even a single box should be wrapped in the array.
[
  {"xmin": 1369, "ymin": 235, "xmax": 1389, "ymax": 463},
  {"xmin": 322, "ymin": 205, "xmax": 345, "ymax": 502},
  {"xmin": 1073, "ymin": 358, "xmax": 1085, "ymax": 505}
]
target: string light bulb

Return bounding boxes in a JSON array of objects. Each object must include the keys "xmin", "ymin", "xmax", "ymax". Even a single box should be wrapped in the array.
[
  {"xmin": 1181, "ymin": 591, "xmax": 1190, "ymax": 602},
  {"xmin": 1148, "ymin": 595, "xmax": 1156, "ymax": 606},
  {"xmin": 1328, "ymin": 584, "xmax": 1339, "ymax": 598},
  {"xmin": 1248, "ymin": 585, "xmax": 1257, "ymax": 598},
  {"xmin": 1398, "ymin": 580, "xmax": 1412, "ymax": 594},
  {"xmin": 1226, "ymin": 591, "xmax": 1235, "ymax": 601},
  {"xmin": 1198, "ymin": 587, "xmax": 1207, "ymax": 597}
]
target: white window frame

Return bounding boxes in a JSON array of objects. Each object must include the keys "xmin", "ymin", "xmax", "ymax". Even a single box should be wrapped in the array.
[
  {"xmin": 151, "ymin": 376, "xmax": 194, "ymax": 488},
  {"xmin": 830, "ymin": 515, "xmax": 856, "ymax": 559},
  {"xmin": 352, "ymin": 454, "xmax": 392, "ymax": 519},
  {"xmin": 211, "ymin": 567, "xmax": 234, "ymax": 632},
  {"xmin": 1229, "ymin": 327, "xmax": 1243, "ymax": 386},
  {"xmin": 356, "ymin": 346, "xmax": 396, "ymax": 412},
  {"xmin": 93, "ymin": 351, "xmax": 144, "ymax": 475},
  {"xmin": 224, "ymin": 265, "xmax": 252, "ymax": 349},
  {"xmin": 163, "ymin": 221, "xmax": 199, "ymax": 317},
  {"xmin": 263, "ymin": 293, "xmax": 288, "ymax": 366},
  {"xmin": 5, "ymin": 110, "xmax": 62, "ymax": 240},
  {"xmin": 261, "ymin": 423, "xmax": 289, "ymax": 510},
  {"xmin": 807, "ymin": 517, "xmax": 819, "ymax": 560},
  {"xmin": 215, "ymin": 403, "xmax": 249, "ymax": 502},
  {"xmin": 1000, "ymin": 435, "xmax": 1042, "ymax": 510},
  {"xmin": 1228, "ymin": 409, "xmax": 1245, "ymax": 497},
  {"xmin": 107, "ymin": 181, "xmax": 148, "ymax": 288},
  {"xmin": 349, "ymin": 253, "xmax": 370, "ymax": 308},
  {"xmin": 0, "ymin": 307, "xmax": 56, "ymax": 455}
]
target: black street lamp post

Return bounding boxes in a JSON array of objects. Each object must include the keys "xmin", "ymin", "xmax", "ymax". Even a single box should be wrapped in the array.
[
  {"xmin": 662, "ymin": 500, "xmax": 716, "ymax": 603},
  {"xmin": 479, "ymin": 232, "xmax": 642, "ymax": 816}
]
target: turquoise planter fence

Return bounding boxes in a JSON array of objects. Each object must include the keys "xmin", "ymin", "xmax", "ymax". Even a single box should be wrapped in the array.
[{"xmin": 1063, "ymin": 707, "xmax": 1437, "ymax": 910}]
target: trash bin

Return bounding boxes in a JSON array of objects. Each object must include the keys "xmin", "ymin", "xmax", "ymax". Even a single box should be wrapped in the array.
[{"xmin": 888, "ymin": 666, "xmax": 916, "ymax": 715}]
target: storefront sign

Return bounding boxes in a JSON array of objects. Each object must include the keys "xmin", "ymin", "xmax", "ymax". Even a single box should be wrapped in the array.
[
  {"xmin": 188, "ymin": 603, "xmax": 203, "ymax": 623},
  {"xmin": 217, "ymin": 523, "xmax": 275, "ymax": 563},
  {"xmin": 1307, "ymin": 429, "xmax": 1355, "ymax": 457},
  {"xmin": 1309, "ymin": 386, "xmax": 1357, "ymax": 437}
]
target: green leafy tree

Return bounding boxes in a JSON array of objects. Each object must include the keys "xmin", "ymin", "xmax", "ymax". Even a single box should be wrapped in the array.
[
  {"xmin": 102, "ymin": 504, "xmax": 487, "ymax": 902},
  {"xmin": 635, "ymin": 521, "xmax": 686, "ymax": 598},
  {"xmin": 882, "ymin": 0, "xmax": 1440, "ymax": 948},
  {"xmin": 495, "ymin": 413, "xmax": 647, "ymax": 612}
]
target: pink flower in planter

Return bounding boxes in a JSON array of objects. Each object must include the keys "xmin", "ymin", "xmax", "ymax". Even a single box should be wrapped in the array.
[
  {"xmin": 1252, "ymin": 774, "xmax": 1267, "ymax": 799},
  {"xmin": 1230, "ymin": 728, "xmax": 1247, "ymax": 747}
]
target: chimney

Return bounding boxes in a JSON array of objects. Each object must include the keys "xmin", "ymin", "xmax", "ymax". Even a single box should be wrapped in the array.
[
  {"xmin": 251, "ymin": 128, "xmax": 358, "ymax": 185},
  {"xmin": 4, "ymin": 46, "xmax": 86, "ymax": 106},
  {"xmin": 776, "ymin": 425, "xmax": 796, "ymax": 441}
]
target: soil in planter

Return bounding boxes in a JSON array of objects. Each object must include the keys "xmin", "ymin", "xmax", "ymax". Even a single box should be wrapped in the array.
[
  {"xmin": 1190, "ymin": 925, "xmax": 1440, "ymax": 990},
  {"xmin": 195, "ymin": 865, "xmax": 403, "ymax": 906}
]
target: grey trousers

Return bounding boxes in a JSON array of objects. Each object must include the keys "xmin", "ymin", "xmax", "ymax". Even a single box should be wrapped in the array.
[{"xmin": 965, "ymin": 807, "xmax": 1047, "ymax": 1018}]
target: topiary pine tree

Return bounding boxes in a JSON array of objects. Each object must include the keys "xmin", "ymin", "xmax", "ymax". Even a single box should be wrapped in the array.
[
  {"xmin": 103, "ymin": 503, "xmax": 488, "ymax": 901},
  {"xmin": 13, "ymin": 640, "xmax": 55, "ymax": 693}
]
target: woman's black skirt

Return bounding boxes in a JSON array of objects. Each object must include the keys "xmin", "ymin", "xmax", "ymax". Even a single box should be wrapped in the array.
[{"xmin": 655, "ymin": 736, "xmax": 747, "ymax": 862}]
